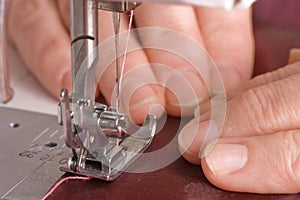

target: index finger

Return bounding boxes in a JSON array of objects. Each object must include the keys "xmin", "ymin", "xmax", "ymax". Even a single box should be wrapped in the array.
[
  {"xmin": 178, "ymin": 70, "xmax": 300, "ymax": 165},
  {"xmin": 8, "ymin": 0, "xmax": 71, "ymax": 98},
  {"xmin": 196, "ymin": 7, "xmax": 254, "ymax": 90}
]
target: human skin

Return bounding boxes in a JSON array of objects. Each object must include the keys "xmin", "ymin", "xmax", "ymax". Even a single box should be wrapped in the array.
[
  {"xmin": 8, "ymin": 0, "xmax": 267, "ymax": 193},
  {"xmin": 178, "ymin": 6, "xmax": 300, "ymax": 193},
  {"xmin": 10, "ymin": 0, "xmax": 300, "ymax": 195},
  {"xmin": 8, "ymin": 0, "xmax": 254, "ymax": 124},
  {"xmin": 178, "ymin": 61, "xmax": 300, "ymax": 193}
]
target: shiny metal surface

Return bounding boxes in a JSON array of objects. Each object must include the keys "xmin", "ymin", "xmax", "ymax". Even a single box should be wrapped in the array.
[
  {"xmin": 59, "ymin": 89, "xmax": 82, "ymax": 150},
  {"xmin": 58, "ymin": 87, "xmax": 157, "ymax": 181},
  {"xmin": 98, "ymin": 1, "xmax": 141, "ymax": 12},
  {"xmin": 71, "ymin": 0, "xmax": 99, "ymax": 86},
  {"xmin": 0, "ymin": 107, "xmax": 69, "ymax": 200},
  {"xmin": 60, "ymin": 114, "xmax": 157, "ymax": 181},
  {"xmin": 98, "ymin": 110, "xmax": 130, "ymax": 138},
  {"xmin": 66, "ymin": 0, "xmax": 157, "ymax": 181},
  {"xmin": 66, "ymin": 0, "xmax": 257, "ymax": 181}
]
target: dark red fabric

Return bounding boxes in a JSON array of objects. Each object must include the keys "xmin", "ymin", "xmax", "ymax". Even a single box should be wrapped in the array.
[
  {"xmin": 47, "ymin": 117, "xmax": 300, "ymax": 200},
  {"xmin": 253, "ymin": 0, "xmax": 300, "ymax": 75},
  {"xmin": 254, "ymin": 0, "xmax": 300, "ymax": 31}
]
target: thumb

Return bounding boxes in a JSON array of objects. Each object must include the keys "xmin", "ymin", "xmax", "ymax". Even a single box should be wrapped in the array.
[
  {"xmin": 178, "ymin": 73, "xmax": 300, "ymax": 165},
  {"xmin": 201, "ymin": 132, "xmax": 300, "ymax": 194}
]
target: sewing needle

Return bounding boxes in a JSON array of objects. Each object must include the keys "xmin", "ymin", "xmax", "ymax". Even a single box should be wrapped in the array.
[{"xmin": 113, "ymin": 12, "xmax": 121, "ymax": 111}]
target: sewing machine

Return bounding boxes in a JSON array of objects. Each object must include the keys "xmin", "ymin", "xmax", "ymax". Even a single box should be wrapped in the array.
[
  {"xmin": 0, "ymin": 0, "xmax": 256, "ymax": 199},
  {"xmin": 58, "ymin": 0, "xmax": 258, "ymax": 181}
]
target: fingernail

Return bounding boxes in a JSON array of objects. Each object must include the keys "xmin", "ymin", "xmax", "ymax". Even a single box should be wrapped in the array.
[
  {"xmin": 178, "ymin": 122, "xmax": 197, "ymax": 156},
  {"xmin": 204, "ymin": 143, "xmax": 248, "ymax": 176},
  {"xmin": 121, "ymin": 85, "xmax": 165, "ymax": 124},
  {"xmin": 178, "ymin": 120, "xmax": 209, "ymax": 156},
  {"xmin": 128, "ymin": 85, "xmax": 162, "ymax": 110},
  {"xmin": 166, "ymin": 70, "xmax": 208, "ymax": 108}
]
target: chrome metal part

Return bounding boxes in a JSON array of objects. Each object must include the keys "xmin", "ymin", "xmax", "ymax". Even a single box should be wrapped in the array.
[
  {"xmin": 66, "ymin": 0, "xmax": 256, "ymax": 182},
  {"xmin": 94, "ymin": 103, "xmax": 108, "ymax": 117},
  {"xmin": 113, "ymin": 11, "xmax": 121, "ymax": 106},
  {"xmin": 60, "ymin": 89, "xmax": 82, "ymax": 150},
  {"xmin": 58, "ymin": 89, "xmax": 157, "ymax": 181},
  {"xmin": 66, "ymin": 0, "xmax": 155, "ymax": 181},
  {"xmin": 71, "ymin": 0, "xmax": 99, "ymax": 85},
  {"xmin": 60, "ymin": 113, "xmax": 156, "ymax": 181},
  {"xmin": 98, "ymin": 1, "xmax": 141, "ymax": 12},
  {"xmin": 98, "ymin": 110, "xmax": 130, "ymax": 138}
]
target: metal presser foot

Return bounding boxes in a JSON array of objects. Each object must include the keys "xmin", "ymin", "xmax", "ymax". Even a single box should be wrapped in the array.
[
  {"xmin": 58, "ymin": 89, "xmax": 157, "ymax": 181},
  {"xmin": 60, "ymin": 0, "xmax": 156, "ymax": 181}
]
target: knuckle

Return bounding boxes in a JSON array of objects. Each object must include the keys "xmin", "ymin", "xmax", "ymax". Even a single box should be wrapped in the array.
[
  {"xmin": 32, "ymin": 36, "xmax": 58, "ymax": 67},
  {"xmin": 10, "ymin": 0, "xmax": 40, "ymax": 24},
  {"xmin": 238, "ymin": 87, "xmax": 268, "ymax": 134},
  {"xmin": 11, "ymin": 0, "xmax": 40, "ymax": 13},
  {"xmin": 250, "ymin": 71, "xmax": 275, "ymax": 87},
  {"xmin": 9, "ymin": 0, "xmax": 43, "ymax": 38},
  {"xmin": 279, "ymin": 132, "xmax": 300, "ymax": 189},
  {"xmin": 238, "ymin": 82, "xmax": 294, "ymax": 135}
]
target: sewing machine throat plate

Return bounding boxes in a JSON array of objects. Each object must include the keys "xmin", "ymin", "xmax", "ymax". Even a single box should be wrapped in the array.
[{"xmin": 0, "ymin": 107, "xmax": 68, "ymax": 200}]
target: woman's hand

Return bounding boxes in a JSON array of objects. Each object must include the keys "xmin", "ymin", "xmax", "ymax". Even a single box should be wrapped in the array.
[
  {"xmin": 178, "ymin": 62, "xmax": 300, "ymax": 193},
  {"xmin": 8, "ymin": 0, "xmax": 254, "ymax": 123}
]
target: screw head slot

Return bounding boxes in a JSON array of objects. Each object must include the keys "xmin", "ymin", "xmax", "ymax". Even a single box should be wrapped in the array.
[
  {"xmin": 9, "ymin": 122, "xmax": 20, "ymax": 128},
  {"xmin": 45, "ymin": 142, "xmax": 58, "ymax": 148}
]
